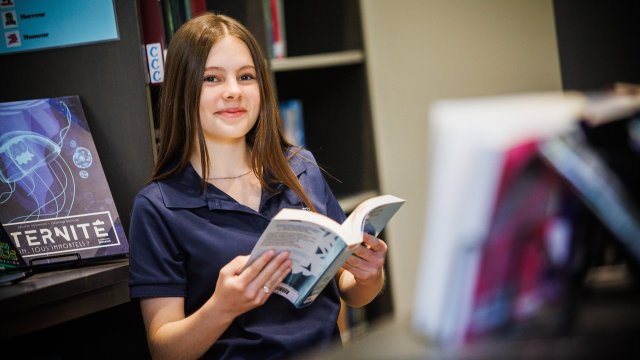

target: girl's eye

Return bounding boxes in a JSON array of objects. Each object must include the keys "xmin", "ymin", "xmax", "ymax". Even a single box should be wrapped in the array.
[
  {"xmin": 239, "ymin": 74, "xmax": 255, "ymax": 81},
  {"xmin": 204, "ymin": 75, "xmax": 219, "ymax": 82}
]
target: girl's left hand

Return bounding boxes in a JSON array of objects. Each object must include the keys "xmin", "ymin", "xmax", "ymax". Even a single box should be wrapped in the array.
[{"xmin": 341, "ymin": 233, "xmax": 387, "ymax": 285}]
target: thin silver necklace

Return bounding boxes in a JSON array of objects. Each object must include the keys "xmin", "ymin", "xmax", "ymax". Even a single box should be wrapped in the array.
[{"xmin": 207, "ymin": 170, "xmax": 252, "ymax": 181}]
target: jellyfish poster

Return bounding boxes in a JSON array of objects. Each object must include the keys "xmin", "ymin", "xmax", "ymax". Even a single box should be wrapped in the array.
[{"xmin": 0, "ymin": 96, "xmax": 128, "ymax": 265}]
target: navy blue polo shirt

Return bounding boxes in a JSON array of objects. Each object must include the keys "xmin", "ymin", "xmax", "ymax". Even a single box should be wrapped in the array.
[{"xmin": 129, "ymin": 149, "xmax": 345, "ymax": 359}]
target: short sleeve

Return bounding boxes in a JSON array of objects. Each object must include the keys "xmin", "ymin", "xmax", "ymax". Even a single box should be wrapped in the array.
[{"xmin": 128, "ymin": 188, "xmax": 187, "ymax": 298}]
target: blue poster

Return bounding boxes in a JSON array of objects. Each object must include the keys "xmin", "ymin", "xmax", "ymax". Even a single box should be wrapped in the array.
[{"xmin": 0, "ymin": 0, "xmax": 118, "ymax": 55}]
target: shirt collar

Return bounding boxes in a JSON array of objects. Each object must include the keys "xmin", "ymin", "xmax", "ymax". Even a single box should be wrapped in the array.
[{"xmin": 157, "ymin": 149, "xmax": 309, "ymax": 210}]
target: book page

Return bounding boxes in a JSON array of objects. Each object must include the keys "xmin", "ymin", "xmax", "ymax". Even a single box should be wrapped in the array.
[
  {"xmin": 342, "ymin": 195, "xmax": 405, "ymax": 245},
  {"xmin": 245, "ymin": 209, "xmax": 350, "ymax": 272}
]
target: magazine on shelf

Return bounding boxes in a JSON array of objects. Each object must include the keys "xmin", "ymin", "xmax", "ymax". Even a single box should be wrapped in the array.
[
  {"xmin": 245, "ymin": 194, "xmax": 405, "ymax": 308},
  {"xmin": 412, "ymin": 92, "xmax": 586, "ymax": 346},
  {"xmin": 0, "ymin": 96, "xmax": 129, "ymax": 271}
]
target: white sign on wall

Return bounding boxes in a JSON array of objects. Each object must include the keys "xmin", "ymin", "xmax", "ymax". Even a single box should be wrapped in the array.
[{"xmin": 145, "ymin": 42, "xmax": 164, "ymax": 84}]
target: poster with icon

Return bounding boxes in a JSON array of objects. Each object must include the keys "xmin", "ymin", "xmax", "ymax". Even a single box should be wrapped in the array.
[
  {"xmin": 0, "ymin": 96, "xmax": 129, "ymax": 266},
  {"xmin": 1, "ymin": 0, "xmax": 118, "ymax": 55}
]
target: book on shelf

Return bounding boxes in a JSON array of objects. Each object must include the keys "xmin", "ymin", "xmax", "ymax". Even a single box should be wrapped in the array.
[
  {"xmin": 412, "ymin": 92, "xmax": 587, "ymax": 346},
  {"xmin": 160, "ymin": 0, "xmax": 189, "ymax": 41},
  {"xmin": 270, "ymin": 0, "xmax": 286, "ymax": 58},
  {"xmin": 280, "ymin": 99, "xmax": 305, "ymax": 147},
  {"xmin": 0, "ymin": 96, "xmax": 129, "ymax": 274},
  {"xmin": 462, "ymin": 141, "xmax": 582, "ymax": 342},
  {"xmin": 262, "ymin": 0, "xmax": 286, "ymax": 58},
  {"xmin": 244, "ymin": 194, "xmax": 405, "ymax": 308},
  {"xmin": 139, "ymin": 0, "xmax": 168, "ymax": 85},
  {"xmin": 261, "ymin": 0, "xmax": 274, "ymax": 59},
  {"xmin": 189, "ymin": 0, "xmax": 207, "ymax": 17}
]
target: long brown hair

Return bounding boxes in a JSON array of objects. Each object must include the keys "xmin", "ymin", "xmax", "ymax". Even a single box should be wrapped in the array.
[{"xmin": 151, "ymin": 13, "xmax": 315, "ymax": 211}]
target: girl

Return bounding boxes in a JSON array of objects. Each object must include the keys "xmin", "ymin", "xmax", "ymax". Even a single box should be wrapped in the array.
[{"xmin": 129, "ymin": 13, "xmax": 387, "ymax": 359}]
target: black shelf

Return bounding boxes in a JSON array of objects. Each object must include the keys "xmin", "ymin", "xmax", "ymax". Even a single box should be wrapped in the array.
[{"xmin": 0, "ymin": 260, "xmax": 130, "ymax": 339}]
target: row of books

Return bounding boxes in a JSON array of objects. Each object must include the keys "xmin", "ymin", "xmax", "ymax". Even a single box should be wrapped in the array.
[
  {"xmin": 138, "ymin": 0, "xmax": 207, "ymax": 85},
  {"xmin": 138, "ymin": 0, "xmax": 288, "ymax": 85},
  {"xmin": 139, "ymin": 0, "xmax": 207, "ymax": 46},
  {"xmin": 412, "ymin": 88, "xmax": 640, "ymax": 347}
]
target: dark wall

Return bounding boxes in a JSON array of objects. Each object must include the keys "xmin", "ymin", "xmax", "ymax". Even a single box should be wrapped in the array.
[
  {"xmin": 553, "ymin": 0, "xmax": 640, "ymax": 91},
  {"xmin": 0, "ymin": 0, "xmax": 154, "ymax": 233}
]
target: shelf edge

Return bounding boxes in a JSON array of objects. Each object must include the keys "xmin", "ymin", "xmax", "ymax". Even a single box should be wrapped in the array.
[{"xmin": 270, "ymin": 50, "xmax": 364, "ymax": 72}]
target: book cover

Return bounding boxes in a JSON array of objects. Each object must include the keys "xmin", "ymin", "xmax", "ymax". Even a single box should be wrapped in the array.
[
  {"xmin": 0, "ymin": 96, "xmax": 129, "ymax": 267},
  {"xmin": 247, "ymin": 194, "xmax": 404, "ymax": 308}
]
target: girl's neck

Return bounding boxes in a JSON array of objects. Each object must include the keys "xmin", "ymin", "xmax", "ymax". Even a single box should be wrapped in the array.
[{"xmin": 191, "ymin": 140, "xmax": 252, "ymax": 180}]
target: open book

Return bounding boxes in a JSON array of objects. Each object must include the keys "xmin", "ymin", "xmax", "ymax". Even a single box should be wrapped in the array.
[{"xmin": 246, "ymin": 194, "xmax": 405, "ymax": 308}]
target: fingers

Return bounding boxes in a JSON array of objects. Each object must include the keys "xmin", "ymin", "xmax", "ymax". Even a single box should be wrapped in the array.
[
  {"xmin": 229, "ymin": 255, "xmax": 251, "ymax": 274},
  {"xmin": 344, "ymin": 251, "xmax": 383, "ymax": 273},
  {"xmin": 343, "ymin": 235, "xmax": 387, "ymax": 283},
  {"xmin": 362, "ymin": 233, "xmax": 387, "ymax": 252},
  {"xmin": 249, "ymin": 251, "xmax": 291, "ymax": 296},
  {"xmin": 353, "ymin": 235, "xmax": 387, "ymax": 261},
  {"xmin": 262, "ymin": 259, "xmax": 292, "ymax": 296},
  {"xmin": 238, "ymin": 250, "xmax": 276, "ymax": 278},
  {"xmin": 235, "ymin": 250, "xmax": 290, "ymax": 297}
]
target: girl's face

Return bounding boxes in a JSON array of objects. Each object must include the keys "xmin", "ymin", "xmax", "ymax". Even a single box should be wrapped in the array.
[{"xmin": 198, "ymin": 35, "xmax": 261, "ymax": 145}]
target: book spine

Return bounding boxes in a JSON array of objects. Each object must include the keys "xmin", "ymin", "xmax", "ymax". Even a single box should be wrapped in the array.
[
  {"xmin": 269, "ymin": 0, "xmax": 286, "ymax": 58},
  {"xmin": 160, "ymin": 0, "xmax": 188, "ymax": 42},
  {"xmin": 189, "ymin": 0, "xmax": 207, "ymax": 17},
  {"xmin": 261, "ymin": 0, "xmax": 274, "ymax": 59},
  {"xmin": 139, "ymin": 0, "xmax": 167, "ymax": 85}
]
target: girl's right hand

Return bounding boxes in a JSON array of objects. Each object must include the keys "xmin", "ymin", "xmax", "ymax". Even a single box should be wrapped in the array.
[{"xmin": 212, "ymin": 250, "xmax": 291, "ymax": 319}]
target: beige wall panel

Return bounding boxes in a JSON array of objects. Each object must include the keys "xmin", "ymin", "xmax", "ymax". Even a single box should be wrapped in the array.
[{"xmin": 360, "ymin": 0, "xmax": 562, "ymax": 320}]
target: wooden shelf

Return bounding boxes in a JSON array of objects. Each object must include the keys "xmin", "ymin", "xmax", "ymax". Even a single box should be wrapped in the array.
[
  {"xmin": 270, "ymin": 50, "xmax": 364, "ymax": 72},
  {"xmin": 0, "ymin": 259, "xmax": 130, "ymax": 338}
]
